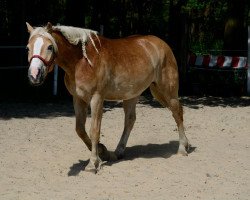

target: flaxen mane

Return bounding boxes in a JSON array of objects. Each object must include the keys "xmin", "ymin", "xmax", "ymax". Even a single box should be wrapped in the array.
[
  {"xmin": 30, "ymin": 25, "xmax": 99, "ymax": 65},
  {"xmin": 29, "ymin": 27, "xmax": 59, "ymax": 53},
  {"xmin": 53, "ymin": 25, "xmax": 99, "ymax": 65}
]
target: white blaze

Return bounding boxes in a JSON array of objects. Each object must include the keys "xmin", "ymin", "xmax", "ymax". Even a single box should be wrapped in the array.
[{"xmin": 30, "ymin": 37, "xmax": 44, "ymax": 78}]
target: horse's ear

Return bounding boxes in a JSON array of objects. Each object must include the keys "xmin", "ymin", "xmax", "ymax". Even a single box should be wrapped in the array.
[
  {"xmin": 26, "ymin": 22, "xmax": 34, "ymax": 33},
  {"xmin": 46, "ymin": 22, "xmax": 53, "ymax": 33}
]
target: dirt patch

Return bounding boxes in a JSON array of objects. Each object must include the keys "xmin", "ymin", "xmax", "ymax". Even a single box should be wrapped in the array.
[{"xmin": 0, "ymin": 96, "xmax": 250, "ymax": 200}]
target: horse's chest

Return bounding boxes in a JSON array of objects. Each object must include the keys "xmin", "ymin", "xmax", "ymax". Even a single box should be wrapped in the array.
[
  {"xmin": 64, "ymin": 75, "xmax": 75, "ymax": 95},
  {"xmin": 64, "ymin": 73, "xmax": 93, "ymax": 102},
  {"xmin": 75, "ymin": 76, "xmax": 96, "ymax": 102}
]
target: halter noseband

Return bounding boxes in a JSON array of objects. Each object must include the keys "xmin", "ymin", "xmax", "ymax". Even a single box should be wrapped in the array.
[{"xmin": 29, "ymin": 52, "xmax": 56, "ymax": 71}]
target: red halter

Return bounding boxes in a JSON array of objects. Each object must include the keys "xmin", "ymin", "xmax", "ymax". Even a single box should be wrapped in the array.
[{"xmin": 29, "ymin": 54, "xmax": 56, "ymax": 71}]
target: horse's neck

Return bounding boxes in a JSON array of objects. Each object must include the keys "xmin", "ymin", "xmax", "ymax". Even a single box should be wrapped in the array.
[{"xmin": 52, "ymin": 32, "xmax": 82, "ymax": 75}]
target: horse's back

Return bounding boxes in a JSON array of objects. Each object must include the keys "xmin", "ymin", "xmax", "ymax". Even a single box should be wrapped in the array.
[
  {"xmin": 100, "ymin": 34, "xmax": 174, "ymax": 69},
  {"xmin": 97, "ymin": 35, "xmax": 177, "ymax": 101},
  {"xmin": 101, "ymin": 34, "xmax": 171, "ymax": 53}
]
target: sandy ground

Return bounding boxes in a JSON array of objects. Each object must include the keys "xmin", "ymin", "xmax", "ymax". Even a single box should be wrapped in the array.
[{"xmin": 0, "ymin": 96, "xmax": 250, "ymax": 200}]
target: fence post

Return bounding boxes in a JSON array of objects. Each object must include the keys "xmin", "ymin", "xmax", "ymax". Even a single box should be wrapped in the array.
[
  {"xmin": 53, "ymin": 64, "xmax": 58, "ymax": 96},
  {"xmin": 248, "ymin": 25, "xmax": 250, "ymax": 95},
  {"xmin": 52, "ymin": 23, "xmax": 61, "ymax": 97}
]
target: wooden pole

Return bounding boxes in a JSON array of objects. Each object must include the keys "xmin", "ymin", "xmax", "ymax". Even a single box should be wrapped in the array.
[
  {"xmin": 53, "ymin": 65, "xmax": 58, "ymax": 96},
  {"xmin": 247, "ymin": 25, "xmax": 250, "ymax": 95}
]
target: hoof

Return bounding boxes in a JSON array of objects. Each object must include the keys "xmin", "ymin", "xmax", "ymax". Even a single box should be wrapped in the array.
[
  {"xmin": 177, "ymin": 145, "xmax": 189, "ymax": 156},
  {"xmin": 85, "ymin": 166, "xmax": 98, "ymax": 174},
  {"xmin": 98, "ymin": 143, "xmax": 119, "ymax": 162},
  {"xmin": 177, "ymin": 149, "xmax": 188, "ymax": 156},
  {"xmin": 186, "ymin": 142, "xmax": 191, "ymax": 151},
  {"xmin": 98, "ymin": 143, "xmax": 110, "ymax": 161},
  {"xmin": 109, "ymin": 151, "xmax": 118, "ymax": 161},
  {"xmin": 85, "ymin": 158, "xmax": 102, "ymax": 174}
]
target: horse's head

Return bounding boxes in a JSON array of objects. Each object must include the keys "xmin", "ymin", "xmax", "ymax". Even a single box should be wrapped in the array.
[{"xmin": 26, "ymin": 22, "xmax": 58, "ymax": 86}]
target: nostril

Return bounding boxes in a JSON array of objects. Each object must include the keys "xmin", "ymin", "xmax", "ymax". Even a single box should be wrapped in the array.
[
  {"xmin": 28, "ymin": 67, "xmax": 43, "ymax": 84},
  {"xmin": 37, "ymin": 68, "xmax": 41, "ymax": 78},
  {"xmin": 29, "ymin": 67, "xmax": 41, "ymax": 80}
]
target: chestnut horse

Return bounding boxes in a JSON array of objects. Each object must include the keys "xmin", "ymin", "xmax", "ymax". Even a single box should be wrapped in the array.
[{"xmin": 26, "ymin": 22, "xmax": 190, "ymax": 173}]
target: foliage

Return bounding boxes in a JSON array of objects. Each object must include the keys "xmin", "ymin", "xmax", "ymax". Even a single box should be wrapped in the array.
[
  {"xmin": 182, "ymin": 0, "xmax": 228, "ymax": 54},
  {"xmin": 1, "ymin": 0, "xmax": 248, "ymax": 48},
  {"xmin": 0, "ymin": 0, "xmax": 248, "ymax": 63},
  {"xmin": 188, "ymin": 68, "xmax": 247, "ymax": 96},
  {"xmin": 0, "ymin": 0, "xmax": 248, "ymax": 96}
]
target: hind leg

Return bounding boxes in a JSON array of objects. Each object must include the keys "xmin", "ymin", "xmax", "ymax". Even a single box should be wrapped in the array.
[
  {"xmin": 115, "ymin": 97, "xmax": 138, "ymax": 159},
  {"xmin": 150, "ymin": 84, "xmax": 189, "ymax": 155},
  {"xmin": 169, "ymin": 98, "xmax": 189, "ymax": 155}
]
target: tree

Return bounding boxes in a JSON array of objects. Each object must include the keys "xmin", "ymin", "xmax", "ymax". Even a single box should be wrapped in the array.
[{"xmin": 223, "ymin": 0, "xmax": 248, "ymax": 56}]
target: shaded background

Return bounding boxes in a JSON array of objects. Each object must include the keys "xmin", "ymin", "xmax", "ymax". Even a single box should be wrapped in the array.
[{"xmin": 0, "ymin": 0, "xmax": 249, "ymax": 101}]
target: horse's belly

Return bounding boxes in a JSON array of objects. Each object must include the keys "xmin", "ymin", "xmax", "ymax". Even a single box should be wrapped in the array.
[
  {"xmin": 105, "ymin": 75, "xmax": 153, "ymax": 100},
  {"xmin": 105, "ymin": 87, "xmax": 141, "ymax": 101}
]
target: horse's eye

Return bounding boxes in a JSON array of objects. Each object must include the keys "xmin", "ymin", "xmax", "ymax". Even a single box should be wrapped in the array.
[
  {"xmin": 47, "ymin": 45, "xmax": 53, "ymax": 51},
  {"xmin": 26, "ymin": 46, "xmax": 30, "ymax": 52}
]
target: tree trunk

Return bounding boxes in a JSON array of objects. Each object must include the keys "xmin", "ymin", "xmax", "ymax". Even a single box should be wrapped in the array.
[{"xmin": 223, "ymin": 0, "xmax": 247, "ymax": 56}]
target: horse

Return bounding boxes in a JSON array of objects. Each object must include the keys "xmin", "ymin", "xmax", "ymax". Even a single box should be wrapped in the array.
[{"xmin": 26, "ymin": 22, "xmax": 190, "ymax": 173}]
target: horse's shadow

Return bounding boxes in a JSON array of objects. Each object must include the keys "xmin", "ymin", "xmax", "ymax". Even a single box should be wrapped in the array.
[
  {"xmin": 67, "ymin": 141, "xmax": 196, "ymax": 176},
  {"xmin": 68, "ymin": 160, "xmax": 89, "ymax": 176}
]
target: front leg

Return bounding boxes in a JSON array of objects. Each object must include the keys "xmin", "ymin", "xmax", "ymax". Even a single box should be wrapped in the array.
[
  {"xmin": 74, "ymin": 96, "xmax": 110, "ymax": 161},
  {"xmin": 85, "ymin": 93, "xmax": 105, "ymax": 173},
  {"xmin": 115, "ymin": 97, "xmax": 138, "ymax": 159},
  {"xmin": 73, "ymin": 96, "xmax": 92, "ymax": 150}
]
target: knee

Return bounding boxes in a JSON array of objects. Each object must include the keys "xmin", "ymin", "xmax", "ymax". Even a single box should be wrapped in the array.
[
  {"xmin": 170, "ymin": 99, "xmax": 184, "ymax": 120},
  {"xmin": 169, "ymin": 99, "xmax": 179, "ymax": 110}
]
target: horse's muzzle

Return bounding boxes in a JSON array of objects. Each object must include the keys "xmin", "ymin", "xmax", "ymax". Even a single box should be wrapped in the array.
[{"xmin": 28, "ymin": 67, "xmax": 45, "ymax": 86}]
